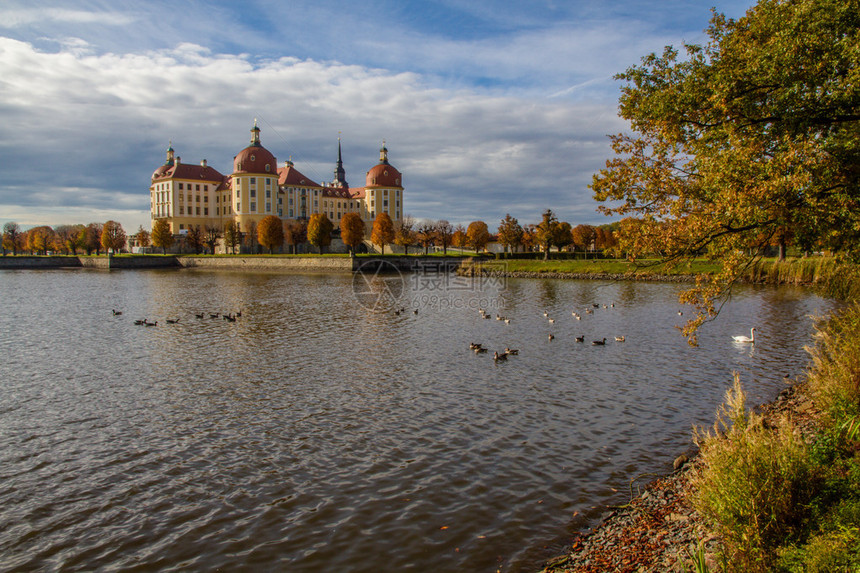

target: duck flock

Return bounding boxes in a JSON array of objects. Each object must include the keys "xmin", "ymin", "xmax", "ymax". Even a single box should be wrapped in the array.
[
  {"xmin": 112, "ymin": 309, "xmax": 243, "ymax": 327},
  {"xmin": 467, "ymin": 303, "xmax": 628, "ymax": 363}
]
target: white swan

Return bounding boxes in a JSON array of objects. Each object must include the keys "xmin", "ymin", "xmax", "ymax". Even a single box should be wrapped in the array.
[{"xmin": 733, "ymin": 327, "xmax": 756, "ymax": 343}]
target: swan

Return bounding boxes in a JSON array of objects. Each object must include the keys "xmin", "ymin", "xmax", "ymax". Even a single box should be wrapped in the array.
[
  {"xmin": 592, "ymin": 338, "xmax": 606, "ymax": 345},
  {"xmin": 733, "ymin": 327, "xmax": 756, "ymax": 343}
]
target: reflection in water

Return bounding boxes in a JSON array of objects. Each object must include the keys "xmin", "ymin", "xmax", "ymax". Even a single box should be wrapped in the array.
[{"xmin": 0, "ymin": 269, "xmax": 841, "ymax": 572}]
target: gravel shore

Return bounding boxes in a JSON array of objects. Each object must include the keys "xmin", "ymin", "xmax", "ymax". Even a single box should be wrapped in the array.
[{"xmin": 538, "ymin": 382, "xmax": 821, "ymax": 572}]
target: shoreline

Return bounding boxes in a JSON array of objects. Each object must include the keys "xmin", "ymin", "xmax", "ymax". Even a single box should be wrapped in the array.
[{"xmin": 538, "ymin": 381, "xmax": 821, "ymax": 572}]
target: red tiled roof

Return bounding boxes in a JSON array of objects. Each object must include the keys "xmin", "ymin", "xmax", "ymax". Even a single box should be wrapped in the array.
[
  {"xmin": 151, "ymin": 162, "xmax": 224, "ymax": 182},
  {"xmin": 278, "ymin": 164, "xmax": 321, "ymax": 188}
]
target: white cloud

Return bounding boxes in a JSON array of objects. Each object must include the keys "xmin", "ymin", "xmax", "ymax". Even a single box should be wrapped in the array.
[{"xmin": 0, "ymin": 8, "xmax": 136, "ymax": 28}]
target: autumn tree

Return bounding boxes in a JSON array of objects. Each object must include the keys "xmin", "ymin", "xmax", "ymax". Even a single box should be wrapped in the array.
[
  {"xmin": 535, "ymin": 209, "xmax": 561, "ymax": 260},
  {"xmin": 27, "ymin": 226, "xmax": 55, "ymax": 255},
  {"xmin": 416, "ymin": 220, "xmax": 436, "ymax": 254},
  {"xmin": 203, "ymin": 226, "xmax": 220, "ymax": 254},
  {"xmin": 223, "ymin": 221, "xmax": 240, "ymax": 254},
  {"xmin": 572, "ymin": 224, "xmax": 596, "ymax": 254},
  {"xmin": 2, "ymin": 222, "xmax": 23, "ymax": 255},
  {"xmin": 284, "ymin": 219, "xmax": 307, "ymax": 254},
  {"xmin": 452, "ymin": 224, "xmax": 467, "ymax": 251},
  {"xmin": 136, "ymin": 225, "xmax": 151, "ymax": 250},
  {"xmin": 371, "ymin": 212, "xmax": 395, "ymax": 254},
  {"xmin": 435, "ymin": 220, "xmax": 454, "ymax": 256},
  {"xmin": 521, "ymin": 224, "xmax": 536, "ymax": 253},
  {"xmin": 55, "ymin": 224, "xmax": 85, "ymax": 255},
  {"xmin": 466, "ymin": 221, "xmax": 491, "ymax": 253},
  {"xmin": 100, "ymin": 221, "xmax": 126, "ymax": 254},
  {"xmin": 591, "ymin": 0, "xmax": 860, "ymax": 342},
  {"xmin": 151, "ymin": 219, "xmax": 173, "ymax": 254},
  {"xmin": 307, "ymin": 213, "xmax": 334, "ymax": 254},
  {"xmin": 185, "ymin": 225, "xmax": 204, "ymax": 254},
  {"xmin": 497, "ymin": 214, "xmax": 524, "ymax": 253},
  {"xmin": 554, "ymin": 221, "xmax": 573, "ymax": 253},
  {"xmin": 243, "ymin": 221, "xmax": 259, "ymax": 254},
  {"xmin": 394, "ymin": 215, "xmax": 416, "ymax": 255},
  {"xmin": 340, "ymin": 212, "xmax": 366, "ymax": 256},
  {"xmin": 257, "ymin": 215, "xmax": 284, "ymax": 254},
  {"xmin": 82, "ymin": 223, "xmax": 103, "ymax": 255}
]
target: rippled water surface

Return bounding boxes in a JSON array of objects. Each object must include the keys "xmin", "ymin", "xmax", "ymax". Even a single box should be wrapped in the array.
[{"xmin": 0, "ymin": 268, "xmax": 841, "ymax": 572}]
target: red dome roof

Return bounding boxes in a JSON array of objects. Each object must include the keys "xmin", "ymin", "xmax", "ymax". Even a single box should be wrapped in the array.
[
  {"xmin": 233, "ymin": 145, "xmax": 277, "ymax": 175},
  {"xmin": 233, "ymin": 123, "xmax": 278, "ymax": 175},
  {"xmin": 365, "ymin": 144, "xmax": 402, "ymax": 188},
  {"xmin": 365, "ymin": 163, "xmax": 402, "ymax": 188}
]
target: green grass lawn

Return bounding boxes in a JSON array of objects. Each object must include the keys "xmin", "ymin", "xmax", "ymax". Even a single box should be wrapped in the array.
[{"xmin": 485, "ymin": 258, "xmax": 723, "ymax": 275}]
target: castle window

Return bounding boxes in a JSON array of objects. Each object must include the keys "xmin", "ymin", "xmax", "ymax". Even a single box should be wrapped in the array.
[
  {"xmin": 265, "ymin": 189, "xmax": 270, "ymax": 198},
  {"xmin": 179, "ymin": 183, "xmax": 184, "ymax": 190},
  {"xmin": 237, "ymin": 203, "xmax": 241, "ymax": 212},
  {"xmin": 179, "ymin": 224, "xmax": 185, "ymax": 230},
  {"xmin": 266, "ymin": 203, "xmax": 271, "ymax": 212},
  {"xmin": 250, "ymin": 177, "xmax": 256, "ymax": 184},
  {"xmin": 250, "ymin": 189, "xmax": 256, "ymax": 198},
  {"xmin": 265, "ymin": 164, "xmax": 270, "ymax": 172},
  {"xmin": 204, "ymin": 196, "xmax": 208, "ymax": 203},
  {"xmin": 251, "ymin": 202, "xmax": 256, "ymax": 212},
  {"xmin": 250, "ymin": 155, "xmax": 256, "ymax": 162},
  {"xmin": 179, "ymin": 206, "xmax": 184, "ymax": 215},
  {"xmin": 204, "ymin": 208, "xmax": 209, "ymax": 216},
  {"xmin": 196, "ymin": 207, "xmax": 200, "ymax": 215},
  {"xmin": 196, "ymin": 185, "xmax": 200, "ymax": 191}
]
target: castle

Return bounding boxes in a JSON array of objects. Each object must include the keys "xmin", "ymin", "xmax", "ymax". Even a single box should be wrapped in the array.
[{"xmin": 149, "ymin": 122, "xmax": 403, "ymax": 245}]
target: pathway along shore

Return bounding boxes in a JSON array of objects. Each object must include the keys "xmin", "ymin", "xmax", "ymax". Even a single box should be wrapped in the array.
[{"xmin": 538, "ymin": 381, "xmax": 820, "ymax": 572}]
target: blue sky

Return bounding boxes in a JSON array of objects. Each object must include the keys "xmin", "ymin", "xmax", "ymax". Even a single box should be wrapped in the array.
[{"xmin": 0, "ymin": 0, "xmax": 755, "ymax": 233}]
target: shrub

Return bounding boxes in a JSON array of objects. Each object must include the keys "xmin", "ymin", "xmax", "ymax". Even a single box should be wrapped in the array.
[{"xmin": 692, "ymin": 374, "xmax": 820, "ymax": 571}]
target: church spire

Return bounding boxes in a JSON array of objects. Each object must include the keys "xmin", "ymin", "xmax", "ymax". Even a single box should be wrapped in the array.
[{"xmin": 333, "ymin": 136, "xmax": 349, "ymax": 189}]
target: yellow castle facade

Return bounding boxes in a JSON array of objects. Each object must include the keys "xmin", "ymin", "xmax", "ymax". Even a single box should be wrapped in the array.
[{"xmin": 150, "ymin": 123, "xmax": 404, "ymax": 240}]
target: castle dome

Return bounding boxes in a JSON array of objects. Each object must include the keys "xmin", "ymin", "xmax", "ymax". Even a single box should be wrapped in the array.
[
  {"xmin": 365, "ymin": 143, "xmax": 402, "ymax": 188},
  {"xmin": 233, "ymin": 122, "xmax": 277, "ymax": 175}
]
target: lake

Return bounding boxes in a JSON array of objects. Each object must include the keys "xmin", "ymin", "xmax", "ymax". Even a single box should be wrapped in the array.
[{"xmin": 0, "ymin": 267, "xmax": 840, "ymax": 572}]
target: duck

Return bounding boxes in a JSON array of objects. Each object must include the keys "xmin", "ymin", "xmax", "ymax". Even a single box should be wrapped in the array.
[
  {"xmin": 413, "ymin": 308, "xmax": 418, "ymax": 315},
  {"xmin": 493, "ymin": 351, "xmax": 508, "ymax": 361},
  {"xmin": 235, "ymin": 311, "xmax": 242, "ymax": 317},
  {"xmin": 144, "ymin": 320, "xmax": 158, "ymax": 327},
  {"xmin": 548, "ymin": 333, "xmax": 555, "ymax": 340},
  {"xmin": 548, "ymin": 318, "xmax": 555, "ymax": 324},
  {"xmin": 483, "ymin": 314, "xmax": 491, "ymax": 319},
  {"xmin": 732, "ymin": 327, "xmax": 756, "ymax": 344},
  {"xmin": 585, "ymin": 309, "xmax": 594, "ymax": 314},
  {"xmin": 469, "ymin": 342, "xmax": 483, "ymax": 350},
  {"xmin": 224, "ymin": 314, "xmax": 237, "ymax": 322},
  {"xmin": 615, "ymin": 336, "xmax": 625, "ymax": 342},
  {"xmin": 474, "ymin": 347, "xmax": 489, "ymax": 354},
  {"xmin": 504, "ymin": 347, "xmax": 519, "ymax": 355},
  {"xmin": 195, "ymin": 313, "xmax": 204, "ymax": 319},
  {"xmin": 112, "ymin": 309, "xmax": 122, "ymax": 316},
  {"xmin": 504, "ymin": 318, "xmax": 511, "ymax": 324},
  {"xmin": 575, "ymin": 335, "xmax": 585, "ymax": 343},
  {"xmin": 592, "ymin": 338, "xmax": 606, "ymax": 345},
  {"xmin": 209, "ymin": 313, "xmax": 219, "ymax": 319},
  {"xmin": 166, "ymin": 318, "xmax": 180, "ymax": 324},
  {"xmin": 394, "ymin": 309, "xmax": 401, "ymax": 315},
  {"xmin": 543, "ymin": 310, "xmax": 549, "ymax": 317},
  {"xmin": 678, "ymin": 310, "xmax": 683, "ymax": 316},
  {"xmin": 133, "ymin": 319, "xmax": 145, "ymax": 325}
]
